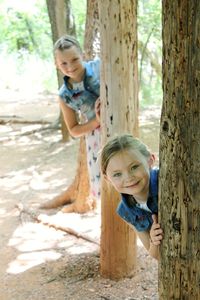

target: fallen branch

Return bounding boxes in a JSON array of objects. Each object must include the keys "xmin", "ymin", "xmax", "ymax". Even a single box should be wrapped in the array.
[{"xmin": 16, "ymin": 203, "xmax": 99, "ymax": 246}]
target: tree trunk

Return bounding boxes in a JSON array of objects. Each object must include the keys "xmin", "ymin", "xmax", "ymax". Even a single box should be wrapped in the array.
[
  {"xmin": 99, "ymin": 0, "xmax": 139, "ymax": 279},
  {"xmin": 159, "ymin": 1, "xmax": 200, "ymax": 299},
  {"xmin": 84, "ymin": 0, "xmax": 100, "ymax": 60},
  {"xmin": 41, "ymin": 136, "xmax": 95, "ymax": 213},
  {"xmin": 41, "ymin": 0, "xmax": 98, "ymax": 213}
]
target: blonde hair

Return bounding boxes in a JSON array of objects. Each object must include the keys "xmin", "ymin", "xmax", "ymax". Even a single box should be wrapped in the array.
[
  {"xmin": 54, "ymin": 35, "xmax": 82, "ymax": 53},
  {"xmin": 100, "ymin": 134, "xmax": 151, "ymax": 175}
]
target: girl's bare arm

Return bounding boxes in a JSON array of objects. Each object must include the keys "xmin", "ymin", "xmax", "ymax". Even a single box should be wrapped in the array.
[
  {"xmin": 137, "ymin": 230, "xmax": 160, "ymax": 260},
  {"xmin": 58, "ymin": 97, "xmax": 100, "ymax": 137}
]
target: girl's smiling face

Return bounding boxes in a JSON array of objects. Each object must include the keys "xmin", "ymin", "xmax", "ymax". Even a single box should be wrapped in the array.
[
  {"xmin": 105, "ymin": 149, "xmax": 153, "ymax": 203},
  {"xmin": 55, "ymin": 46, "xmax": 84, "ymax": 81}
]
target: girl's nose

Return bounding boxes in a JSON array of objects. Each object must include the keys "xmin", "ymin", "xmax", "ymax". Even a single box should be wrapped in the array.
[
  {"xmin": 124, "ymin": 171, "xmax": 134, "ymax": 181},
  {"xmin": 67, "ymin": 61, "xmax": 75, "ymax": 70}
]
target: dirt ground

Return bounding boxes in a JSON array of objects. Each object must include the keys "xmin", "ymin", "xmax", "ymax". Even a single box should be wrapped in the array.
[{"xmin": 0, "ymin": 89, "xmax": 161, "ymax": 300}]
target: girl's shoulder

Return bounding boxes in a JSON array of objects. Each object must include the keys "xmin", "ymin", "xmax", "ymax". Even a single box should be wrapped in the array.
[{"xmin": 84, "ymin": 58, "xmax": 100, "ymax": 75}]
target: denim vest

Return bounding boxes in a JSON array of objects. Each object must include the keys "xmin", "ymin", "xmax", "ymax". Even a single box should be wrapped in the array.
[
  {"xmin": 59, "ymin": 59, "xmax": 100, "ymax": 123},
  {"xmin": 117, "ymin": 168, "xmax": 159, "ymax": 232}
]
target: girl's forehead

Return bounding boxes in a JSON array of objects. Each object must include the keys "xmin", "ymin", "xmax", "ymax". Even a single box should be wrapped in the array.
[
  {"xmin": 113, "ymin": 149, "xmax": 146, "ymax": 161},
  {"xmin": 55, "ymin": 46, "xmax": 81, "ymax": 59}
]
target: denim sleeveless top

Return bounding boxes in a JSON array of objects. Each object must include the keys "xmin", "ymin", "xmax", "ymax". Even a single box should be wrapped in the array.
[
  {"xmin": 117, "ymin": 168, "xmax": 159, "ymax": 232},
  {"xmin": 58, "ymin": 58, "xmax": 100, "ymax": 123}
]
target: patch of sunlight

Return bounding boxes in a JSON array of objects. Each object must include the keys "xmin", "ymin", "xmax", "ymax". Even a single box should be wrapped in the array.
[
  {"xmin": 0, "ymin": 172, "xmax": 32, "ymax": 189},
  {"xmin": 18, "ymin": 136, "xmax": 33, "ymax": 144},
  {"xmin": 48, "ymin": 145, "xmax": 66, "ymax": 156},
  {"xmin": 43, "ymin": 135, "xmax": 62, "ymax": 144},
  {"xmin": 7, "ymin": 250, "xmax": 61, "ymax": 274},
  {"xmin": 0, "ymin": 207, "xmax": 19, "ymax": 226},
  {"xmin": 39, "ymin": 212, "xmax": 101, "ymax": 241},
  {"xmin": 8, "ymin": 222, "xmax": 65, "ymax": 252},
  {"xmin": 35, "ymin": 170, "xmax": 59, "ymax": 180},
  {"xmin": 137, "ymin": 237, "xmax": 144, "ymax": 247},
  {"xmin": 20, "ymin": 124, "xmax": 42, "ymax": 134},
  {"xmin": 3, "ymin": 136, "xmax": 37, "ymax": 146},
  {"xmin": 0, "ymin": 208, "xmax": 6, "ymax": 215},
  {"xmin": 12, "ymin": 185, "xmax": 29, "ymax": 194},
  {"xmin": 0, "ymin": 125, "xmax": 13, "ymax": 133},
  {"xmin": 29, "ymin": 169, "xmax": 68, "ymax": 191},
  {"xmin": 29, "ymin": 179, "xmax": 50, "ymax": 190},
  {"xmin": 46, "ymin": 178, "xmax": 68, "ymax": 188}
]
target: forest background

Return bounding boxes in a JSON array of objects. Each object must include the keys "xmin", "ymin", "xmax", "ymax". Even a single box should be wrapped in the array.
[
  {"xmin": 0, "ymin": 1, "xmax": 162, "ymax": 299},
  {"xmin": 0, "ymin": 0, "xmax": 162, "ymax": 108}
]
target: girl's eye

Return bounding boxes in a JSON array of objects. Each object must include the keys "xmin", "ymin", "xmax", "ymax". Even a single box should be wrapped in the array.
[
  {"xmin": 131, "ymin": 164, "xmax": 139, "ymax": 171},
  {"xmin": 113, "ymin": 172, "xmax": 122, "ymax": 178}
]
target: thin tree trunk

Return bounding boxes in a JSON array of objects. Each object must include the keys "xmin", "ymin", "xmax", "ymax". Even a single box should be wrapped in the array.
[
  {"xmin": 99, "ymin": 0, "xmax": 138, "ymax": 279},
  {"xmin": 159, "ymin": 1, "xmax": 200, "ymax": 299},
  {"xmin": 84, "ymin": 0, "xmax": 100, "ymax": 60}
]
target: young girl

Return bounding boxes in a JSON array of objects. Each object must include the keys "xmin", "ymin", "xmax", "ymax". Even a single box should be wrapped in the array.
[
  {"xmin": 54, "ymin": 35, "xmax": 101, "ymax": 199},
  {"xmin": 100, "ymin": 134, "xmax": 163, "ymax": 260}
]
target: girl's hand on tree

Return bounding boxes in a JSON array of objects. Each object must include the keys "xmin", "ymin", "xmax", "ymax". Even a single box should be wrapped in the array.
[
  {"xmin": 150, "ymin": 214, "xmax": 163, "ymax": 246},
  {"xmin": 95, "ymin": 98, "xmax": 101, "ymax": 124}
]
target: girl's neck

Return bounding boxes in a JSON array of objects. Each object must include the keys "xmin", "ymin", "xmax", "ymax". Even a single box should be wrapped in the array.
[{"xmin": 133, "ymin": 189, "xmax": 149, "ymax": 205}]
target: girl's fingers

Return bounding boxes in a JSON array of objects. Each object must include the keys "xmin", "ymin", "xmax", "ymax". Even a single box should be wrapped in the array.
[
  {"xmin": 151, "ymin": 224, "xmax": 161, "ymax": 231},
  {"xmin": 152, "ymin": 214, "xmax": 158, "ymax": 223}
]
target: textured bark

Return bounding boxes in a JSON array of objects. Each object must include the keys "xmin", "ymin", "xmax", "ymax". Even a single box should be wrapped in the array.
[
  {"xmin": 159, "ymin": 1, "xmax": 200, "ymax": 299},
  {"xmin": 84, "ymin": 0, "xmax": 100, "ymax": 60},
  {"xmin": 99, "ymin": 0, "xmax": 139, "ymax": 279}
]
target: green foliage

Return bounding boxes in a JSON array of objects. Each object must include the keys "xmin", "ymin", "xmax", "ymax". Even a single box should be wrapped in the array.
[
  {"xmin": 0, "ymin": 0, "xmax": 162, "ymax": 104},
  {"xmin": 0, "ymin": 1, "xmax": 52, "ymax": 59},
  {"xmin": 138, "ymin": 0, "xmax": 162, "ymax": 107},
  {"xmin": 71, "ymin": 0, "xmax": 86, "ymax": 47}
]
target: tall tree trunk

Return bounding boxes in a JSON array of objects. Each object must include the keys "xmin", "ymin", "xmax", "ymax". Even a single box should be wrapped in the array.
[
  {"xmin": 46, "ymin": 0, "xmax": 75, "ymax": 142},
  {"xmin": 42, "ymin": 0, "xmax": 99, "ymax": 213},
  {"xmin": 159, "ymin": 1, "xmax": 200, "ymax": 299},
  {"xmin": 84, "ymin": 0, "xmax": 100, "ymax": 60},
  {"xmin": 99, "ymin": 0, "xmax": 139, "ymax": 279}
]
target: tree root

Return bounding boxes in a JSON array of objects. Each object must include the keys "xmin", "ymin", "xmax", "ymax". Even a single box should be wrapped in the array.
[{"xmin": 40, "ymin": 136, "xmax": 97, "ymax": 214}]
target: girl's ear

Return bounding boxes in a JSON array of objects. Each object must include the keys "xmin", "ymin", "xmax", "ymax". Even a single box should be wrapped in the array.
[{"xmin": 148, "ymin": 154, "xmax": 155, "ymax": 167}]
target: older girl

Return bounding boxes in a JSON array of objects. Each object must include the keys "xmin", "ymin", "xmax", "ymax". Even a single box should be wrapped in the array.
[{"xmin": 54, "ymin": 35, "xmax": 101, "ymax": 199}]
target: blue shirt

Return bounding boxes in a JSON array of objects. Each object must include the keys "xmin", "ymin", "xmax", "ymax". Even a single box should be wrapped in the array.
[
  {"xmin": 117, "ymin": 168, "xmax": 159, "ymax": 232},
  {"xmin": 58, "ymin": 58, "xmax": 100, "ymax": 123}
]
